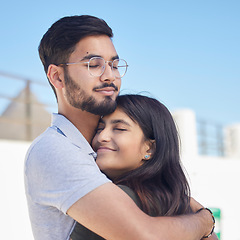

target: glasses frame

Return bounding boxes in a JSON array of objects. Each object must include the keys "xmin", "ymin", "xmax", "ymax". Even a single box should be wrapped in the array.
[{"xmin": 59, "ymin": 56, "xmax": 128, "ymax": 78}]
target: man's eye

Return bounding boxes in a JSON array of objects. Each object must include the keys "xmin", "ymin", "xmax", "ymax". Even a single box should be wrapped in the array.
[{"xmin": 89, "ymin": 64, "xmax": 100, "ymax": 68}]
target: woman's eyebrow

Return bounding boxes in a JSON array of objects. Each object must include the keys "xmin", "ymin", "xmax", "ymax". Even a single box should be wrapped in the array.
[
  {"xmin": 98, "ymin": 118, "xmax": 105, "ymax": 124},
  {"xmin": 110, "ymin": 119, "xmax": 131, "ymax": 126}
]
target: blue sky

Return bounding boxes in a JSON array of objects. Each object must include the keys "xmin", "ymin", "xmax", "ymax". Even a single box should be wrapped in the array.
[{"xmin": 0, "ymin": 0, "xmax": 239, "ymax": 126}]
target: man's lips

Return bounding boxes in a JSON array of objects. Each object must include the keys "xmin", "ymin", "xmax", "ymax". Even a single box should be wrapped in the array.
[{"xmin": 95, "ymin": 87, "xmax": 116, "ymax": 96}]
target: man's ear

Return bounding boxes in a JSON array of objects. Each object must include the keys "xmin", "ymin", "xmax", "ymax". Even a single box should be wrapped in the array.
[{"xmin": 47, "ymin": 64, "xmax": 64, "ymax": 89}]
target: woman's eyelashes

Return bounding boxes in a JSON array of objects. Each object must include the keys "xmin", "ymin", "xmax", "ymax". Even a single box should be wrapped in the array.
[
  {"xmin": 95, "ymin": 125, "xmax": 128, "ymax": 134},
  {"xmin": 95, "ymin": 127, "xmax": 104, "ymax": 133},
  {"xmin": 113, "ymin": 127, "xmax": 127, "ymax": 131}
]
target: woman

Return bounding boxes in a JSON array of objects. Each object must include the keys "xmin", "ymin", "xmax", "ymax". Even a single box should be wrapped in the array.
[{"xmin": 70, "ymin": 94, "xmax": 215, "ymax": 239}]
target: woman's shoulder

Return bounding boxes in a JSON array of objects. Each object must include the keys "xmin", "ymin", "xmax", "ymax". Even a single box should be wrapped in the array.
[{"xmin": 117, "ymin": 185, "xmax": 142, "ymax": 209}]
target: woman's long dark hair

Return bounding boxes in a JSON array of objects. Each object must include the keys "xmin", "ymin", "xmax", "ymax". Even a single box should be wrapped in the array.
[{"xmin": 114, "ymin": 94, "xmax": 192, "ymax": 216}]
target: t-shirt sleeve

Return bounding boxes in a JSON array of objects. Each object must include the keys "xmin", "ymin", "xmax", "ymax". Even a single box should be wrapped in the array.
[{"xmin": 25, "ymin": 133, "xmax": 111, "ymax": 214}]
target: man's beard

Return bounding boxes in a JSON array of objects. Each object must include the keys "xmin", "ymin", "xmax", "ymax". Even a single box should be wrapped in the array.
[{"xmin": 64, "ymin": 70, "xmax": 118, "ymax": 116}]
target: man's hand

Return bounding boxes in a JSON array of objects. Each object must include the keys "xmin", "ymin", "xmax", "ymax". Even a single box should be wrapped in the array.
[{"xmin": 190, "ymin": 198, "xmax": 218, "ymax": 240}]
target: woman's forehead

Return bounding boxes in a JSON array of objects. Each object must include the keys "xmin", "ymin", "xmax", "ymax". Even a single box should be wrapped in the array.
[{"xmin": 101, "ymin": 108, "xmax": 134, "ymax": 125}]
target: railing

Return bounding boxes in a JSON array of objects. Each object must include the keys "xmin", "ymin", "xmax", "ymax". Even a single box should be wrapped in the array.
[
  {"xmin": 197, "ymin": 119, "xmax": 224, "ymax": 157},
  {"xmin": 0, "ymin": 71, "xmax": 57, "ymax": 141},
  {"xmin": 0, "ymin": 71, "xmax": 226, "ymax": 156}
]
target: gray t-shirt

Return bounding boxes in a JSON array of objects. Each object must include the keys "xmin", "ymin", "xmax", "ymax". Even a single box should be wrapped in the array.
[{"xmin": 24, "ymin": 113, "xmax": 111, "ymax": 240}]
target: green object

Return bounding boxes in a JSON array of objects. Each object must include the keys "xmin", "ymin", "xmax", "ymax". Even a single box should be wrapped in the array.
[{"xmin": 210, "ymin": 207, "xmax": 221, "ymax": 239}]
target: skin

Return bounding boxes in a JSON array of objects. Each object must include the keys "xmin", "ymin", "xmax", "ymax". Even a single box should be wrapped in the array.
[
  {"xmin": 93, "ymin": 108, "xmax": 152, "ymax": 180},
  {"xmin": 47, "ymin": 35, "xmax": 217, "ymax": 240},
  {"xmin": 48, "ymin": 35, "xmax": 120, "ymax": 142}
]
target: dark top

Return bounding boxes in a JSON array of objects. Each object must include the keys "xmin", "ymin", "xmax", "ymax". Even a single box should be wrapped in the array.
[{"xmin": 70, "ymin": 185, "xmax": 142, "ymax": 240}]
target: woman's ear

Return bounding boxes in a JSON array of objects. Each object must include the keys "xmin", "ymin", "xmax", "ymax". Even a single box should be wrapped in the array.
[
  {"xmin": 143, "ymin": 140, "xmax": 155, "ymax": 160},
  {"xmin": 47, "ymin": 64, "xmax": 64, "ymax": 89}
]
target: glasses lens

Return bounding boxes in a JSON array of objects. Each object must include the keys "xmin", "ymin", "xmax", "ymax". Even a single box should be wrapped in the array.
[
  {"xmin": 112, "ymin": 59, "xmax": 127, "ymax": 78},
  {"xmin": 88, "ymin": 57, "xmax": 105, "ymax": 77}
]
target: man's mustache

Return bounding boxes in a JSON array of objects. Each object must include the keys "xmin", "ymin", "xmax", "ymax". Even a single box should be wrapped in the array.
[{"xmin": 93, "ymin": 83, "xmax": 118, "ymax": 91}]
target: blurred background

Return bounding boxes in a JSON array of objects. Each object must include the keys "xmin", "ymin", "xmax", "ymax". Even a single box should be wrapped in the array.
[{"xmin": 0, "ymin": 0, "xmax": 239, "ymax": 239}]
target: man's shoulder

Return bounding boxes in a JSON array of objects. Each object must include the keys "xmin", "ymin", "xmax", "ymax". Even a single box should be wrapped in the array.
[
  {"xmin": 25, "ymin": 127, "xmax": 73, "ymax": 166},
  {"xmin": 27, "ymin": 127, "xmax": 64, "ymax": 152},
  {"xmin": 25, "ymin": 126, "xmax": 92, "ymax": 168}
]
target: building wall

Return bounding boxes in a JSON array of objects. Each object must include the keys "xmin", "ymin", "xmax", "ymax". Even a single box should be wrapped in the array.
[
  {"xmin": 0, "ymin": 140, "xmax": 33, "ymax": 239},
  {"xmin": 185, "ymin": 156, "xmax": 240, "ymax": 240},
  {"xmin": 173, "ymin": 109, "xmax": 240, "ymax": 240}
]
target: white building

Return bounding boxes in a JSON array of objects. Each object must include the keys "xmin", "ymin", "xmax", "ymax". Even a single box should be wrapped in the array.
[{"xmin": 172, "ymin": 109, "xmax": 240, "ymax": 240}]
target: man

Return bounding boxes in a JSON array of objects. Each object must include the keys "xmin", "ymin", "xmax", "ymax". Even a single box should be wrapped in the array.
[{"xmin": 24, "ymin": 15, "xmax": 216, "ymax": 240}]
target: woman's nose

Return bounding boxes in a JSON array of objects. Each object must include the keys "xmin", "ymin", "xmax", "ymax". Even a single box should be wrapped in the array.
[{"xmin": 97, "ymin": 128, "xmax": 111, "ymax": 142}]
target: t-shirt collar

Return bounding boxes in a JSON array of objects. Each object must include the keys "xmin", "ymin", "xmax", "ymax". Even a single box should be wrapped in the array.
[{"xmin": 51, "ymin": 113, "xmax": 96, "ymax": 156}]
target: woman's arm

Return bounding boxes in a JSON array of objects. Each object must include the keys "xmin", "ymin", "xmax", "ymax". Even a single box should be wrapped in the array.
[{"xmin": 67, "ymin": 182, "xmax": 214, "ymax": 240}]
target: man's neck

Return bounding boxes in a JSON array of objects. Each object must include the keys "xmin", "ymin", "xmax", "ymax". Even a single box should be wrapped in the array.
[{"xmin": 58, "ymin": 107, "xmax": 100, "ymax": 144}]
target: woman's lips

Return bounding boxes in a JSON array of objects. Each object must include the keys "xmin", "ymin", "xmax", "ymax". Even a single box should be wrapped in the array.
[{"xmin": 97, "ymin": 146, "xmax": 116, "ymax": 153}]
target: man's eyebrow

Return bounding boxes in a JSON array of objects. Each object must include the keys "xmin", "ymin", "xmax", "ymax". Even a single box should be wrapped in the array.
[
  {"xmin": 111, "ymin": 55, "xmax": 119, "ymax": 61},
  {"xmin": 81, "ymin": 54, "xmax": 101, "ymax": 61},
  {"xmin": 81, "ymin": 54, "xmax": 119, "ymax": 61}
]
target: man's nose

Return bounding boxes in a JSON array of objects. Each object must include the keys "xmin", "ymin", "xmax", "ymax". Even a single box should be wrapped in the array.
[{"xmin": 100, "ymin": 63, "xmax": 115, "ymax": 82}]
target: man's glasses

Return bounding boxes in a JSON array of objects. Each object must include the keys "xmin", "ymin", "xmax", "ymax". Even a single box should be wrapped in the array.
[{"xmin": 59, "ymin": 57, "xmax": 128, "ymax": 78}]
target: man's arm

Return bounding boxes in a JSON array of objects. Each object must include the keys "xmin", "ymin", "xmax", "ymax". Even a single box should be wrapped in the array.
[
  {"xmin": 206, "ymin": 233, "xmax": 218, "ymax": 240},
  {"xmin": 67, "ymin": 182, "xmax": 213, "ymax": 240}
]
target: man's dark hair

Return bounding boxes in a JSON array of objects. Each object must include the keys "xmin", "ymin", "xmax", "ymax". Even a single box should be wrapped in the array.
[{"xmin": 38, "ymin": 15, "xmax": 113, "ymax": 98}]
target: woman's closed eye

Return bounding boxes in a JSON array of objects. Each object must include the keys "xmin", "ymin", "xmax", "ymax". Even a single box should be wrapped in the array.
[
  {"xmin": 95, "ymin": 126, "xmax": 105, "ymax": 133},
  {"xmin": 113, "ymin": 127, "xmax": 127, "ymax": 131}
]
